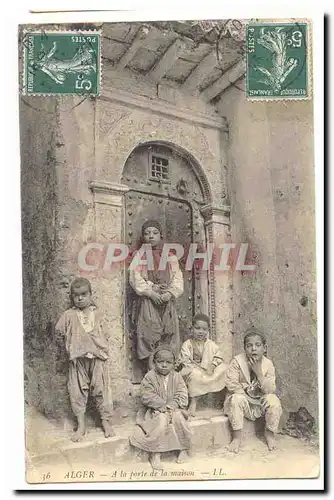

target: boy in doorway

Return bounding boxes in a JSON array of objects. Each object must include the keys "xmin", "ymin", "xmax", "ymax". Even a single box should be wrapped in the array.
[{"xmin": 178, "ymin": 313, "xmax": 228, "ymax": 417}]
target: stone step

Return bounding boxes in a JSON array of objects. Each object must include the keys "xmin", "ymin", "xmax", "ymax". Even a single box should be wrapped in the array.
[{"xmin": 28, "ymin": 411, "xmax": 259, "ymax": 470}]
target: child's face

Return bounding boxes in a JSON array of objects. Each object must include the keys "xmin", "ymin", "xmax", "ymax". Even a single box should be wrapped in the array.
[
  {"xmin": 154, "ymin": 350, "xmax": 174, "ymax": 376},
  {"xmin": 244, "ymin": 335, "xmax": 265, "ymax": 361},
  {"xmin": 192, "ymin": 320, "xmax": 209, "ymax": 341},
  {"xmin": 143, "ymin": 226, "xmax": 161, "ymax": 247},
  {"xmin": 72, "ymin": 285, "xmax": 92, "ymax": 310}
]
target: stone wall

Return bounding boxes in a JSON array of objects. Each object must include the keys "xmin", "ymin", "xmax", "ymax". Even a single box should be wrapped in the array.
[
  {"xmin": 218, "ymin": 87, "xmax": 317, "ymax": 421},
  {"xmin": 21, "ymin": 96, "xmax": 101, "ymax": 418},
  {"xmin": 21, "ymin": 97, "xmax": 69, "ymax": 417}
]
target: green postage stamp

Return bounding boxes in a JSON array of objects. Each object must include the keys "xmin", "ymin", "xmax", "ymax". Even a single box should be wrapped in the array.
[
  {"xmin": 246, "ymin": 22, "xmax": 310, "ymax": 99},
  {"xmin": 22, "ymin": 31, "xmax": 101, "ymax": 95}
]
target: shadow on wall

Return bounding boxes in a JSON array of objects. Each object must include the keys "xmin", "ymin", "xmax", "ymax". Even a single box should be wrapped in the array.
[{"xmin": 24, "ymin": 323, "xmax": 71, "ymax": 419}]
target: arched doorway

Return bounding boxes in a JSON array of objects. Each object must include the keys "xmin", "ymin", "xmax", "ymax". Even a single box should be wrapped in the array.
[{"xmin": 122, "ymin": 141, "xmax": 213, "ymax": 381}]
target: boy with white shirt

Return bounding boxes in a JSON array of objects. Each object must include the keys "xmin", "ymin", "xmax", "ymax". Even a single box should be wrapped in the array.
[{"xmin": 224, "ymin": 328, "xmax": 282, "ymax": 453}]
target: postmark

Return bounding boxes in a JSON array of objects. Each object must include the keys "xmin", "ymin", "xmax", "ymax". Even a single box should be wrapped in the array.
[
  {"xmin": 246, "ymin": 22, "xmax": 310, "ymax": 100},
  {"xmin": 22, "ymin": 31, "xmax": 101, "ymax": 96}
]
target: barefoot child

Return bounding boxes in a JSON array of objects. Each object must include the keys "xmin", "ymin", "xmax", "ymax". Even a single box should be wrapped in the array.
[
  {"xmin": 177, "ymin": 313, "xmax": 228, "ymax": 417},
  {"xmin": 55, "ymin": 278, "xmax": 114, "ymax": 441},
  {"xmin": 129, "ymin": 220, "xmax": 184, "ymax": 370},
  {"xmin": 130, "ymin": 346, "xmax": 192, "ymax": 470},
  {"xmin": 224, "ymin": 328, "xmax": 282, "ymax": 453}
]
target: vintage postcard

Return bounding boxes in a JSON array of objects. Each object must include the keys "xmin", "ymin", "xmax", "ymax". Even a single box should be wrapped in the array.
[{"xmin": 19, "ymin": 14, "xmax": 321, "ymax": 486}]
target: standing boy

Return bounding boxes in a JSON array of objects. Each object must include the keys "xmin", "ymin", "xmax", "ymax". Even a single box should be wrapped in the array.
[{"xmin": 55, "ymin": 277, "xmax": 114, "ymax": 441}]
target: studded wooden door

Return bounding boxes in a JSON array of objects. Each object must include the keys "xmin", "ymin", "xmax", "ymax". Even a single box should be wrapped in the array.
[
  {"xmin": 125, "ymin": 195, "xmax": 210, "ymax": 380},
  {"xmin": 122, "ymin": 143, "xmax": 209, "ymax": 381},
  {"xmin": 125, "ymin": 188, "xmax": 194, "ymax": 336}
]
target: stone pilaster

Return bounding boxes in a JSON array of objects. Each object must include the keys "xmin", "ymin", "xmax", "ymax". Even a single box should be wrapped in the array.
[
  {"xmin": 201, "ymin": 204, "xmax": 233, "ymax": 363},
  {"xmin": 89, "ymin": 181, "xmax": 133, "ymax": 412}
]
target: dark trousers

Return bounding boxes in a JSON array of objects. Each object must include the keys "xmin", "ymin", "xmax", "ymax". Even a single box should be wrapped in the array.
[{"xmin": 68, "ymin": 357, "xmax": 113, "ymax": 421}]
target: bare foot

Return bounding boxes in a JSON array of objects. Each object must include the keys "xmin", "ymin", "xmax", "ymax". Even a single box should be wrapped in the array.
[
  {"xmin": 264, "ymin": 429, "xmax": 277, "ymax": 451},
  {"xmin": 71, "ymin": 428, "xmax": 86, "ymax": 442},
  {"xmin": 102, "ymin": 420, "xmax": 116, "ymax": 438},
  {"xmin": 227, "ymin": 438, "xmax": 241, "ymax": 453},
  {"xmin": 149, "ymin": 452, "xmax": 164, "ymax": 470},
  {"xmin": 71, "ymin": 415, "xmax": 86, "ymax": 442},
  {"xmin": 188, "ymin": 398, "xmax": 197, "ymax": 418},
  {"xmin": 176, "ymin": 450, "xmax": 188, "ymax": 463}
]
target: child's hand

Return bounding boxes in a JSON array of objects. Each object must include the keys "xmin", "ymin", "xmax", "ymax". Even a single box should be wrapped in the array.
[
  {"xmin": 149, "ymin": 291, "xmax": 165, "ymax": 305},
  {"xmin": 161, "ymin": 292, "xmax": 172, "ymax": 302},
  {"xmin": 248, "ymin": 357, "xmax": 263, "ymax": 379}
]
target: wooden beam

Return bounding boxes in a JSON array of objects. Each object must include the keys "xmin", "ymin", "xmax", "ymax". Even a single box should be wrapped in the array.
[
  {"xmin": 116, "ymin": 26, "xmax": 150, "ymax": 70},
  {"xmin": 182, "ymin": 50, "xmax": 217, "ymax": 92},
  {"xmin": 200, "ymin": 59, "xmax": 246, "ymax": 101},
  {"xmin": 148, "ymin": 38, "xmax": 186, "ymax": 83}
]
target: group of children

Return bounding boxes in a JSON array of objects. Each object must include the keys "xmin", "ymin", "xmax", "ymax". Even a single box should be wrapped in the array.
[{"xmin": 55, "ymin": 277, "xmax": 282, "ymax": 469}]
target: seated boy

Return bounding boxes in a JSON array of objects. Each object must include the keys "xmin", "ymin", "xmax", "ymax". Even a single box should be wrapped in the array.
[
  {"xmin": 177, "ymin": 313, "xmax": 228, "ymax": 417},
  {"xmin": 224, "ymin": 328, "xmax": 282, "ymax": 452},
  {"xmin": 130, "ymin": 346, "xmax": 192, "ymax": 470}
]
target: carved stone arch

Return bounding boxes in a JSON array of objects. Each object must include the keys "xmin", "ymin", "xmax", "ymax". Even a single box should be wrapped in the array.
[
  {"xmin": 97, "ymin": 109, "xmax": 223, "ymax": 207},
  {"xmin": 122, "ymin": 139, "xmax": 213, "ymax": 206}
]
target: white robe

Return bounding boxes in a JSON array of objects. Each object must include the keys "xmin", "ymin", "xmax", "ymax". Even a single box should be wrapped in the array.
[
  {"xmin": 223, "ymin": 353, "xmax": 282, "ymax": 431},
  {"xmin": 178, "ymin": 338, "xmax": 228, "ymax": 397},
  {"xmin": 223, "ymin": 353, "xmax": 278, "ymax": 417}
]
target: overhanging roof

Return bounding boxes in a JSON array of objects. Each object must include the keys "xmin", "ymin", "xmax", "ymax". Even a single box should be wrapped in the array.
[{"xmin": 102, "ymin": 20, "xmax": 246, "ymax": 102}]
